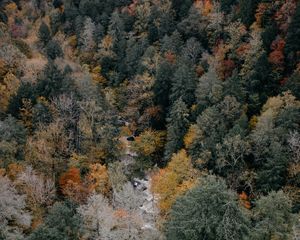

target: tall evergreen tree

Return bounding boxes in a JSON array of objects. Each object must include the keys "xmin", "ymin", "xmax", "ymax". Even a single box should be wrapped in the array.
[
  {"xmin": 153, "ymin": 60, "xmax": 175, "ymax": 112},
  {"xmin": 166, "ymin": 175, "xmax": 250, "ymax": 240},
  {"xmin": 38, "ymin": 21, "xmax": 51, "ymax": 45},
  {"xmin": 164, "ymin": 98, "xmax": 189, "ymax": 161},
  {"xmin": 170, "ymin": 62, "xmax": 197, "ymax": 106},
  {"xmin": 285, "ymin": 3, "xmax": 300, "ymax": 71},
  {"xmin": 36, "ymin": 62, "xmax": 74, "ymax": 99}
]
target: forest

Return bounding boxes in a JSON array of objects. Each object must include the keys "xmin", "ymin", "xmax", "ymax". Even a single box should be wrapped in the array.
[{"xmin": 0, "ymin": 0, "xmax": 300, "ymax": 239}]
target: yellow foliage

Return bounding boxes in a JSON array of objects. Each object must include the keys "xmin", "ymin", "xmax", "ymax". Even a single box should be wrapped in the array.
[
  {"xmin": 5, "ymin": 3, "xmax": 17, "ymax": 13},
  {"xmin": 0, "ymin": 73, "xmax": 20, "ymax": 112},
  {"xmin": 86, "ymin": 163, "xmax": 111, "ymax": 196},
  {"xmin": 184, "ymin": 124, "xmax": 197, "ymax": 148},
  {"xmin": 151, "ymin": 149, "xmax": 200, "ymax": 216},
  {"xmin": 68, "ymin": 35, "xmax": 77, "ymax": 48},
  {"xmin": 91, "ymin": 66, "xmax": 107, "ymax": 84},
  {"xmin": 249, "ymin": 115, "xmax": 258, "ymax": 129},
  {"xmin": 132, "ymin": 129, "xmax": 166, "ymax": 156}
]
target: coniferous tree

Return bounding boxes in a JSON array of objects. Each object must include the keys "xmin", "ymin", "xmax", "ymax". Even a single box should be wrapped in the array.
[
  {"xmin": 28, "ymin": 201, "xmax": 81, "ymax": 240},
  {"xmin": 170, "ymin": 62, "xmax": 197, "ymax": 106},
  {"xmin": 238, "ymin": 0, "xmax": 259, "ymax": 27},
  {"xmin": 164, "ymin": 98, "xmax": 189, "ymax": 161},
  {"xmin": 285, "ymin": 3, "xmax": 300, "ymax": 71},
  {"xmin": 153, "ymin": 60, "xmax": 175, "ymax": 113},
  {"xmin": 166, "ymin": 175, "xmax": 250, "ymax": 240},
  {"xmin": 45, "ymin": 40, "xmax": 63, "ymax": 60},
  {"xmin": 38, "ymin": 21, "xmax": 51, "ymax": 45},
  {"xmin": 36, "ymin": 62, "xmax": 74, "ymax": 99},
  {"xmin": 252, "ymin": 191, "xmax": 295, "ymax": 239}
]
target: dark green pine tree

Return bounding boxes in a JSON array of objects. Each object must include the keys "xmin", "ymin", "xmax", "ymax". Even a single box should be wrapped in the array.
[
  {"xmin": 256, "ymin": 141, "xmax": 288, "ymax": 193},
  {"xmin": 36, "ymin": 61, "xmax": 74, "ymax": 99},
  {"xmin": 171, "ymin": 0, "xmax": 193, "ymax": 20},
  {"xmin": 285, "ymin": 3, "xmax": 300, "ymax": 71},
  {"xmin": 46, "ymin": 40, "xmax": 63, "ymax": 60},
  {"xmin": 7, "ymin": 82, "xmax": 36, "ymax": 119},
  {"xmin": 238, "ymin": 0, "xmax": 259, "ymax": 27},
  {"xmin": 164, "ymin": 98, "xmax": 189, "ymax": 161},
  {"xmin": 153, "ymin": 60, "xmax": 175, "ymax": 112},
  {"xmin": 28, "ymin": 201, "xmax": 82, "ymax": 240},
  {"xmin": 220, "ymin": 0, "xmax": 237, "ymax": 13},
  {"xmin": 170, "ymin": 62, "xmax": 197, "ymax": 106},
  {"xmin": 38, "ymin": 21, "xmax": 51, "ymax": 46},
  {"xmin": 166, "ymin": 175, "xmax": 250, "ymax": 240}
]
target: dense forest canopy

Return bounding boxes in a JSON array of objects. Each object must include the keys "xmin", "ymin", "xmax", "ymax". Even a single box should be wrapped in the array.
[{"xmin": 0, "ymin": 0, "xmax": 300, "ymax": 239}]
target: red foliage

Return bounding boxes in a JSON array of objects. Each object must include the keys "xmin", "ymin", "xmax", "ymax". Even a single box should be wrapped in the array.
[
  {"xmin": 274, "ymin": 0, "xmax": 297, "ymax": 33},
  {"xmin": 221, "ymin": 59, "xmax": 235, "ymax": 80},
  {"xmin": 268, "ymin": 38, "xmax": 285, "ymax": 70}
]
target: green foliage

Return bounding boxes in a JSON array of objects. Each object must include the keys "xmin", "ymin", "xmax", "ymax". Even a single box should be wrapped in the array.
[
  {"xmin": 285, "ymin": 3, "xmax": 300, "ymax": 70},
  {"xmin": 45, "ymin": 40, "xmax": 63, "ymax": 60},
  {"xmin": 252, "ymin": 191, "xmax": 295, "ymax": 239},
  {"xmin": 164, "ymin": 98, "xmax": 189, "ymax": 161},
  {"xmin": 36, "ymin": 61, "xmax": 74, "ymax": 99},
  {"xmin": 238, "ymin": 0, "xmax": 259, "ymax": 27},
  {"xmin": 166, "ymin": 175, "xmax": 250, "ymax": 240},
  {"xmin": 38, "ymin": 22, "xmax": 51, "ymax": 45},
  {"xmin": 170, "ymin": 62, "xmax": 197, "ymax": 106},
  {"xmin": 28, "ymin": 201, "xmax": 81, "ymax": 240}
]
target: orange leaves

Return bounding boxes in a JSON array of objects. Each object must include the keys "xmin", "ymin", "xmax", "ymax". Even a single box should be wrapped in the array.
[
  {"xmin": 268, "ymin": 38, "xmax": 286, "ymax": 70},
  {"xmin": 59, "ymin": 167, "xmax": 90, "ymax": 203},
  {"xmin": 59, "ymin": 167, "xmax": 81, "ymax": 187},
  {"xmin": 151, "ymin": 150, "xmax": 200, "ymax": 216},
  {"xmin": 195, "ymin": 0, "xmax": 213, "ymax": 16},
  {"xmin": 239, "ymin": 191, "xmax": 251, "ymax": 209},
  {"xmin": 86, "ymin": 163, "xmax": 111, "ymax": 197}
]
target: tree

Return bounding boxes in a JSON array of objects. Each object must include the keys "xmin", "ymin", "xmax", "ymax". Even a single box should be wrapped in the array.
[
  {"xmin": 252, "ymin": 191, "xmax": 295, "ymax": 239},
  {"xmin": 16, "ymin": 166, "xmax": 55, "ymax": 209},
  {"xmin": 0, "ymin": 115, "xmax": 26, "ymax": 167},
  {"xmin": 86, "ymin": 163, "xmax": 111, "ymax": 197},
  {"xmin": 59, "ymin": 167, "xmax": 90, "ymax": 203},
  {"xmin": 36, "ymin": 61, "xmax": 74, "ymax": 100},
  {"xmin": 45, "ymin": 40, "xmax": 63, "ymax": 60},
  {"xmin": 0, "ymin": 175, "xmax": 31, "ymax": 240},
  {"xmin": 285, "ymin": 3, "xmax": 300, "ymax": 70},
  {"xmin": 238, "ymin": 0, "xmax": 259, "ymax": 27},
  {"xmin": 78, "ymin": 193, "xmax": 116, "ymax": 240},
  {"xmin": 153, "ymin": 59, "xmax": 174, "ymax": 113},
  {"xmin": 151, "ymin": 149, "xmax": 199, "ymax": 216},
  {"xmin": 171, "ymin": 0, "xmax": 193, "ymax": 20},
  {"xmin": 166, "ymin": 175, "xmax": 250, "ymax": 240},
  {"xmin": 38, "ymin": 22, "xmax": 51, "ymax": 45},
  {"xmin": 196, "ymin": 64, "xmax": 223, "ymax": 111},
  {"xmin": 80, "ymin": 17, "xmax": 96, "ymax": 51},
  {"xmin": 164, "ymin": 98, "xmax": 189, "ymax": 161},
  {"xmin": 28, "ymin": 201, "xmax": 81, "ymax": 240},
  {"xmin": 170, "ymin": 62, "xmax": 197, "ymax": 106}
]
